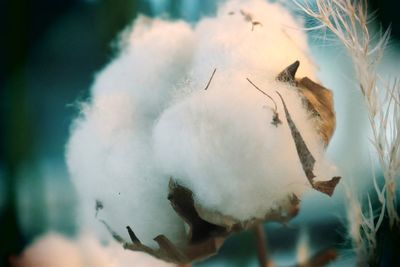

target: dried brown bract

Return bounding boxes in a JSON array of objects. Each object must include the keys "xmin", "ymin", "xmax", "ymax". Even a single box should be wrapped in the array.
[
  {"xmin": 101, "ymin": 179, "xmax": 300, "ymax": 264},
  {"xmin": 276, "ymin": 61, "xmax": 340, "ymax": 196},
  {"xmin": 277, "ymin": 60, "xmax": 336, "ymax": 146},
  {"xmin": 297, "ymin": 77, "xmax": 336, "ymax": 146}
]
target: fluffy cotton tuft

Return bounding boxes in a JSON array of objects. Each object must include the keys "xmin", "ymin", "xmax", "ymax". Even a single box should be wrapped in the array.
[
  {"xmin": 66, "ymin": 0, "xmax": 337, "ymax": 249},
  {"xmin": 153, "ymin": 72, "xmax": 335, "ymax": 220},
  {"xmin": 13, "ymin": 233, "xmax": 176, "ymax": 267},
  {"xmin": 66, "ymin": 18, "xmax": 193, "ymax": 247},
  {"xmin": 188, "ymin": 0, "xmax": 317, "ymax": 88}
]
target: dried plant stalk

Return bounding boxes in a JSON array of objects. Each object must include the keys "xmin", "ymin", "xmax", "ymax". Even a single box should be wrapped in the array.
[{"xmin": 253, "ymin": 224, "xmax": 269, "ymax": 267}]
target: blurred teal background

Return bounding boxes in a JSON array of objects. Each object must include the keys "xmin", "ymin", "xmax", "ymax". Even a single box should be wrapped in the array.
[{"xmin": 0, "ymin": 0, "xmax": 399, "ymax": 266}]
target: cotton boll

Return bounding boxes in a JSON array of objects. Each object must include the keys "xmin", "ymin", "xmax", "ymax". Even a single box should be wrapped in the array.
[
  {"xmin": 153, "ymin": 69, "xmax": 335, "ymax": 221},
  {"xmin": 66, "ymin": 91, "xmax": 186, "ymax": 248},
  {"xmin": 66, "ymin": 0, "xmax": 339, "ymax": 261},
  {"xmin": 92, "ymin": 17, "xmax": 195, "ymax": 119}
]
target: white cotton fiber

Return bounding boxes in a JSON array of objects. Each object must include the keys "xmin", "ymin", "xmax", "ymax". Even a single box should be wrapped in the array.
[
  {"xmin": 153, "ymin": 70, "xmax": 336, "ymax": 221},
  {"xmin": 92, "ymin": 16, "xmax": 195, "ymax": 119},
  {"xmin": 67, "ymin": 90, "xmax": 187, "ymax": 248},
  {"xmin": 14, "ymin": 233, "xmax": 176, "ymax": 267},
  {"xmin": 188, "ymin": 0, "xmax": 317, "ymax": 89},
  {"xmin": 66, "ymin": 18, "xmax": 194, "ymax": 247},
  {"xmin": 66, "ymin": 0, "xmax": 338, "ymax": 250},
  {"xmin": 152, "ymin": 0, "xmax": 335, "ymax": 221}
]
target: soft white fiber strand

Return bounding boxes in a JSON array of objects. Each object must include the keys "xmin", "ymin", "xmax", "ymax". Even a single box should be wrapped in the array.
[
  {"xmin": 67, "ymin": 91, "xmax": 187, "ymax": 248},
  {"xmin": 92, "ymin": 16, "xmax": 195, "ymax": 119},
  {"xmin": 66, "ymin": 0, "xmax": 338, "ymax": 248}
]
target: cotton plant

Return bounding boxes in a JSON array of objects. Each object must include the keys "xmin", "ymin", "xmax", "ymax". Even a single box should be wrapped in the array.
[{"xmin": 66, "ymin": 0, "xmax": 341, "ymax": 265}]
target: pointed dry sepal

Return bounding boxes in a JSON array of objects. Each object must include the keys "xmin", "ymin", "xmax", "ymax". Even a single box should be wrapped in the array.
[{"xmin": 276, "ymin": 60, "xmax": 300, "ymax": 84}]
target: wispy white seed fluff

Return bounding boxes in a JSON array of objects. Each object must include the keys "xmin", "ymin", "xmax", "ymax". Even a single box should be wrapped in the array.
[{"xmin": 66, "ymin": 0, "xmax": 337, "ymax": 248}]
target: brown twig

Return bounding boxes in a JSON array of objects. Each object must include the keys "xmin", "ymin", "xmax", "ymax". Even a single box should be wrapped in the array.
[
  {"xmin": 253, "ymin": 223, "xmax": 270, "ymax": 267},
  {"xmin": 246, "ymin": 78, "xmax": 281, "ymax": 127},
  {"xmin": 204, "ymin": 68, "xmax": 217, "ymax": 90},
  {"xmin": 246, "ymin": 78, "xmax": 277, "ymax": 111}
]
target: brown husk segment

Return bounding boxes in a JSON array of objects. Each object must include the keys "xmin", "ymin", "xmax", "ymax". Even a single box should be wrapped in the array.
[
  {"xmin": 167, "ymin": 180, "xmax": 228, "ymax": 243},
  {"xmin": 100, "ymin": 217, "xmax": 222, "ymax": 263},
  {"xmin": 100, "ymin": 180, "xmax": 301, "ymax": 264},
  {"xmin": 99, "ymin": 181, "xmax": 230, "ymax": 264},
  {"xmin": 276, "ymin": 61, "xmax": 336, "ymax": 146},
  {"xmin": 275, "ymin": 91, "xmax": 341, "ymax": 197},
  {"xmin": 297, "ymin": 77, "xmax": 336, "ymax": 146}
]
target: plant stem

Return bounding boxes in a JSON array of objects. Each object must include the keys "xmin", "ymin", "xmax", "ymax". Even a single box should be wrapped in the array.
[{"xmin": 253, "ymin": 223, "xmax": 270, "ymax": 267}]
